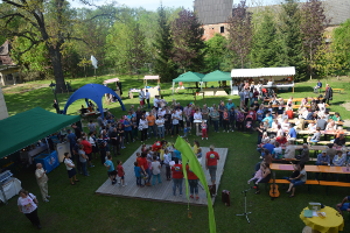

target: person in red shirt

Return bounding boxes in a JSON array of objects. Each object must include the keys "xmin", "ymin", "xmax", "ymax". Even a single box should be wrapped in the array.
[
  {"xmin": 186, "ymin": 165, "xmax": 199, "ymax": 200},
  {"xmin": 286, "ymin": 107, "xmax": 294, "ymax": 119},
  {"xmin": 205, "ymin": 145, "xmax": 220, "ymax": 186},
  {"xmin": 171, "ymin": 158, "xmax": 183, "ymax": 196},
  {"xmin": 139, "ymin": 153, "xmax": 151, "ymax": 186},
  {"xmin": 116, "ymin": 160, "xmax": 126, "ymax": 186},
  {"xmin": 275, "ymin": 134, "xmax": 287, "ymax": 145},
  {"xmin": 80, "ymin": 137, "xmax": 94, "ymax": 168}
]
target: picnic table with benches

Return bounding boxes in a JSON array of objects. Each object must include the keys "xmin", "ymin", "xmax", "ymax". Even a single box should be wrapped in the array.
[{"xmin": 269, "ymin": 163, "xmax": 350, "ymax": 193}]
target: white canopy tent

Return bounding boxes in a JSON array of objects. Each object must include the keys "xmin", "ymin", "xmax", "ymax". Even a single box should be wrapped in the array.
[
  {"xmin": 231, "ymin": 67, "xmax": 295, "ymax": 78},
  {"xmin": 231, "ymin": 67, "xmax": 296, "ymax": 92}
]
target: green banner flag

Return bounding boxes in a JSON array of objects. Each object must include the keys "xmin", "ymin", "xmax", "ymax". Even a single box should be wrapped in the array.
[{"xmin": 174, "ymin": 136, "xmax": 217, "ymax": 233}]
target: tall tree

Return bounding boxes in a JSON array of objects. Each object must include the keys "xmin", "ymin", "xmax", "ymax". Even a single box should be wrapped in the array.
[
  {"xmin": 300, "ymin": 0, "xmax": 329, "ymax": 80},
  {"xmin": 153, "ymin": 5, "xmax": 176, "ymax": 82},
  {"xmin": 332, "ymin": 19, "xmax": 350, "ymax": 72},
  {"xmin": 204, "ymin": 34, "xmax": 227, "ymax": 72},
  {"xmin": 171, "ymin": 9, "xmax": 206, "ymax": 73},
  {"xmin": 227, "ymin": 0, "xmax": 253, "ymax": 68},
  {"xmin": 0, "ymin": 0, "xmax": 115, "ymax": 92},
  {"xmin": 251, "ymin": 10, "xmax": 280, "ymax": 68},
  {"xmin": 279, "ymin": 0, "xmax": 306, "ymax": 81}
]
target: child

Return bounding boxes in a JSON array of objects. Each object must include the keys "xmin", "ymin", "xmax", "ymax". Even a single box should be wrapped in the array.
[
  {"xmin": 116, "ymin": 160, "xmax": 126, "ymax": 186},
  {"xmin": 134, "ymin": 161, "xmax": 143, "ymax": 187},
  {"xmin": 248, "ymin": 162, "xmax": 266, "ymax": 185},
  {"xmin": 183, "ymin": 120, "xmax": 191, "ymax": 137},
  {"xmin": 201, "ymin": 120, "xmax": 208, "ymax": 140},
  {"xmin": 151, "ymin": 156, "xmax": 162, "ymax": 185},
  {"xmin": 104, "ymin": 155, "xmax": 117, "ymax": 185}
]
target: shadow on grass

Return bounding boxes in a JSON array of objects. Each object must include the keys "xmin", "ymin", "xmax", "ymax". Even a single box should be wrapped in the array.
[{"xmin": 295, "ymin": 86, "xmax": 313, "ymax": 93}]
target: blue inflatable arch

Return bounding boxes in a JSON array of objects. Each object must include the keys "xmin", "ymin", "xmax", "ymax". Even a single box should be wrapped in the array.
[{"xmin": 63, "ymin": 83, "xmax": 126, "ymax": 118}]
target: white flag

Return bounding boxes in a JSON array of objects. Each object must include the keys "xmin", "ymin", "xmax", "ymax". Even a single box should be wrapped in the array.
[{"xmin": 91, "ymin": 55, "xmax": 98, "ymax": 69}]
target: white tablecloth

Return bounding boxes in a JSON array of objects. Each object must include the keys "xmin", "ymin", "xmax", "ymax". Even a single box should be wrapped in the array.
[{"xmin": 0, "ymin": 178, "xmax": 22, "ymax": 203}]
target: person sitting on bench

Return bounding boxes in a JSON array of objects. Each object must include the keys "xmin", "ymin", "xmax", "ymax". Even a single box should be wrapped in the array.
[
  {"xmin": 286, "ymin": 163, "xmax": 307, "ymax": 198},
  {"xmin": 336, "ymin": 196, "xmax": 350, "ymax": 215},
  {"xmin": 314, "ymin": 80, "xmax": 322, "ymax": 93}
]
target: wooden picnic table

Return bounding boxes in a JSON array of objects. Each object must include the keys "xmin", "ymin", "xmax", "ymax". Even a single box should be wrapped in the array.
[{"xmin": 270, "ymin": 163, "xmax": 350, "ymax": 174}]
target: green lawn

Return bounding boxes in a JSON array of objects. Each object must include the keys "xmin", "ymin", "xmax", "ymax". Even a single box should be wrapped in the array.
[{"xmin": 1, "ymin": 76, "xmax": 350, "ymax": 233}]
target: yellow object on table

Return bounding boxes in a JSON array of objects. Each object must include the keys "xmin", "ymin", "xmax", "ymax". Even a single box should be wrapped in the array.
[{"xmin": 300, "ymin": 206, "xmax": 344, "ymax": 233}]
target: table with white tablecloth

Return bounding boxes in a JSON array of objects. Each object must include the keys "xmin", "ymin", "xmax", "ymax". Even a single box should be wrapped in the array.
[{"xmin": 0, "ymin": 178, "xmax": 22, "ymax": 203}]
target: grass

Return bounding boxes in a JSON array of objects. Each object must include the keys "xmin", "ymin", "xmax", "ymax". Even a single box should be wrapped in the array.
[{"xmin": 1, "ymin": 75, "xmax": 350, "ymax": 233}]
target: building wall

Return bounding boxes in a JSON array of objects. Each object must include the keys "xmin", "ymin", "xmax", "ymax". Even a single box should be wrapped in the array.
[
  {"xmin": 0, "ymin": 86, "xmax": 9, "ymax": 120},
  {"xmin": 202, "ymin": 23, "xmax": 230, "ymax": 41}
]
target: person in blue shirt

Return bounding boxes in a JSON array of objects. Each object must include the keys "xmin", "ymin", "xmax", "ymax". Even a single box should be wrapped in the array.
[
  {"xmin": 134, "ymin": 161, "xmax": 143, "ymax": 187},
  {"xmin": 123, "ymin": 118, "xmax": 133, "ymax": 143},
  {"xmin": 173, "ymin": 148, "xmax": 182, "ymax": 161},
  {"xmin": 262, "ymin": 113, "xmax": 273, "ymax": 128},
  {"xmin": 314, "ymin": 80, "xmax": 322, "ymax": 93},
  {"xmin": 225, "ymin": 99, "xmax": 235, "ymax": 111},
  {"xmin": 315, "ymin": 150, "xmax": 330, "ymax": 180},
  {"xmin": 104, "ymin": 155, "xmax": 117, "ymax": 185},
  {"xmin": 288, "ymin": 124, "xmax": 297, "ymax": 140},
  {"xmin": 262, "ymin": 142, "xmax": 275, "ymax": 155}
]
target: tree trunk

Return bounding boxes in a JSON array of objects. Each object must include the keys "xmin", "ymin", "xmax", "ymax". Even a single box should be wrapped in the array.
[{"xmin": 48, "ymin": 45, "xmax": 66, "ymax": 93}]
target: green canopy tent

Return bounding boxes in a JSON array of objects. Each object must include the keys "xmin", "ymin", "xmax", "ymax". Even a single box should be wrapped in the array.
[
  {"xmin": 0, "ymin": 107, "xmax": 80, "ymax": 159},
  {"xmin": 172, "ymin": 71, "xmax": 204, "ymax": 94},
  {"xmin": 202, "ymin": 70, "xmax": 233, "ymax": 93}
]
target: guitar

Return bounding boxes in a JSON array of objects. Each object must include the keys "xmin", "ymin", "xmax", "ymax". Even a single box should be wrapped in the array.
[{"xmin": 269, "ymin": 184, "xmax": 280, "ymax": 200}]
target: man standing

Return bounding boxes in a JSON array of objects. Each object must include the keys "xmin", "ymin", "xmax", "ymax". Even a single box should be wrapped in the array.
[
  {"xmin": 35, "ymin": 163, "xmax": 49, "ymax": 202},
  {"xmin": 205, "ymin": 145, "xmax": 220, "ymax": 187},
  {"xmin": 147, "ymin": 112, "xmax": 157, "ymax": 138},
  {"xmin": 145, "ymin": 90, "xmax": 151, "ymax": 109},
  {"xmin": 52, "ymin": 99, "xmax": 60, "ymax": 114},
  {"xmin": 80, "ymin": 136, "xmax": 94, "ymax": 168}
]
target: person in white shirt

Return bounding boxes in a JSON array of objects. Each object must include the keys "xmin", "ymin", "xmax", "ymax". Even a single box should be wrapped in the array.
[
  {"xmin": 171, "ymin": 110, "xmax": 181, "ymax": 136},
  {"xmin": 139, "ymin": 88, "xmax": 145, "ymax": 108},
  {"xmin": 163, "ymin": 149, "xmax": 172, "ymax": 180},
  {"xmin": 17, "ymin": 189, "xmax": 41, "ymax": 229},
  {"xmin": 193, "ymin": 109, "xmax": 202, "ymax": 121},
  {"xmin": 151, "ymin": 156, "xmax": 162, "ymax": 185},
  {"xmin": 35, "ymin": 163, "xmax": 50, "ymax": 202},
  {"xmin": 139, "ymin": 115, "xmax": 149, "ymax": 142},
  {"xmin": 153, "ymin": 95, "xmax": 160, "ymax": 109},
  {"xmin": 284, "ymin": 141, "xmax": 295, "ymax": 159},
  {"xmin": 155, "ymin": 115, "xmax": 165, "ymax": 139}
]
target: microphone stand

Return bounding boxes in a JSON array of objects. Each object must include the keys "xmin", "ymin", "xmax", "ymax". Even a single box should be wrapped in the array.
[{"xmin": 236, "ymin": 187, "xmax": 252, "ymax": 223}]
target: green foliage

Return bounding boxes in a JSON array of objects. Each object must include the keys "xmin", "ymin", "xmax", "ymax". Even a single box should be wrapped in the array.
[
  {"xmin": 313, "ymin": 42, "xmax": 343, "ymax": 78},
  {"xmin": 251, "ymin": 11, "xmax": 280, "ymax": 68},
  {"xmin": 153, "ymin": 5, "xmax": 177, "ymax": 82},
  {"xmin": 171, "ymin": 9, "xmax": 206, "ymax": 73},
  {"xmin": 204, "ymin": 34, "xmax": 228, "ymax": 72},
  {"xmin": 332, "ymin": 19, "xmax": 350, "ymax": 72},
  {"xmin": 279, "ymin": 0, "xmax": 306, "ymax": 81}
]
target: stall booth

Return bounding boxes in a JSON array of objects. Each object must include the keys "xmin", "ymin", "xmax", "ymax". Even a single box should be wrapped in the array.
[
  {"xmin": 201, "ymin": 70, "xmax": 232, "ymax": 96},
  {"xmin": 231, "ymin": 67, "xmax": 296, "ymax": 93},
  {"xmin": 172, "ymin": 71, "xmax": 204, "ymax": 95},
  {"xmin": 144, "ymin": 75, "xmax": 161, "ymax": 97},
  {"xmin": 103, "ymin": 77, "xmax": 121, "ymax": 96},
  {"xmin": 0, "ymin": 107, "xmax": 80, "ymax": 203}
]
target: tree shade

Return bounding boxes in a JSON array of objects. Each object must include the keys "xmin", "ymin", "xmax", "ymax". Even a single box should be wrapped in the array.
[
  {"xmin": 0, "ymin": 107, "xmax": 80, "ymax": 158},
  {"xmin": 63, "ymin": 83, "xmax": 126, "ymax": 118}
]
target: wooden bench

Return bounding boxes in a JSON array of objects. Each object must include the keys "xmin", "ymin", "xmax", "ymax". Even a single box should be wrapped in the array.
[
  {"xmin": 295, "ymin": 139, "xmax": 304, "ymax": 144},
  {"xmin": 316, "ymin": 141, "xmax": 331, "ymax": 145},
  {"xmin": 333, "ymin": 88, "xmax": 344, "ymax": 93},
  {"xmin": 267, "ymin": 179, "xmax": 319, "ymax": 191},
  {"xmin": 319, "ymin": 180, "xmax": 350, "ymax": 194}
]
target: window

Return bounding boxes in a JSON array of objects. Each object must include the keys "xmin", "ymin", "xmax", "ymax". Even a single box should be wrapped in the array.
[{"xmin": 220, "ymin": 26, "xmax": 224, "ymax": 33}]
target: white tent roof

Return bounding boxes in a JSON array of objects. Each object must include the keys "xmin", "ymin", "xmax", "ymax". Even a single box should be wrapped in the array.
[
  {"xmin": 231, "ymin": 67, "xmax": 295, "ymax": 78},
  {"xmin": 103, "ymin": 77, "xmax": 120, "ymax": 84},
  {"xmin": 144, "ymin": 75, "xmax": 160, "ymax": 80}
]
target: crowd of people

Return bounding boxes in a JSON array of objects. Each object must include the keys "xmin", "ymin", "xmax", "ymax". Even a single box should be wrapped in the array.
[{"xmin": 18, "ymin": 80, "xmax": 350, "ymax": 229}]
